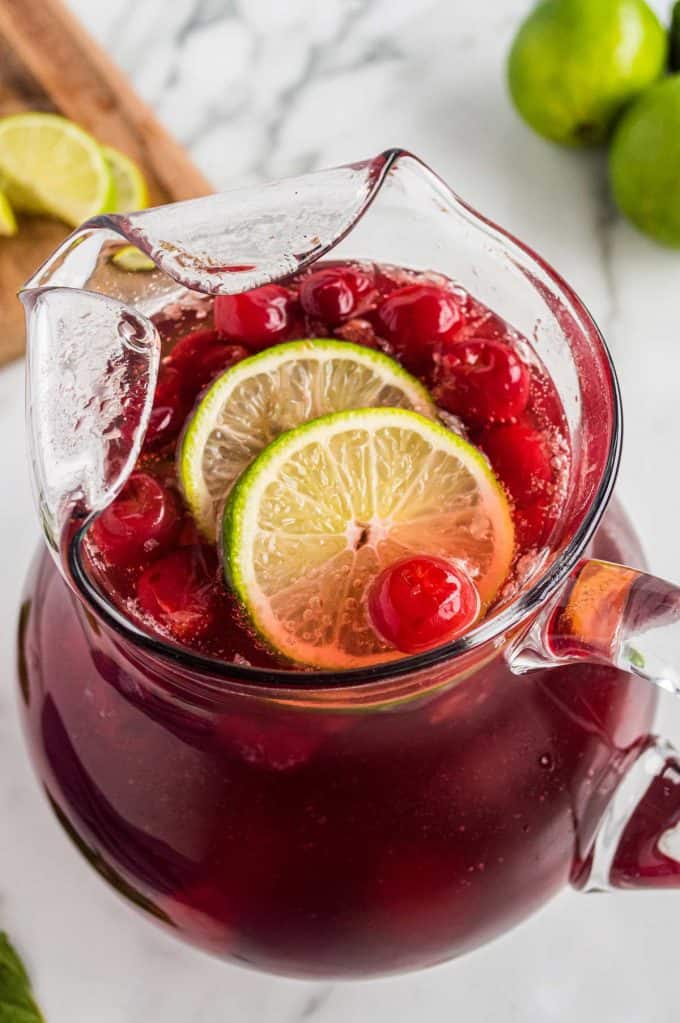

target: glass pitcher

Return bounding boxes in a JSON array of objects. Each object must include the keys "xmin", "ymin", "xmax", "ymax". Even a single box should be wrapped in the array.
[{"xmin": 17, "ymin": 150, "xmax": 680, "ymax": 979}]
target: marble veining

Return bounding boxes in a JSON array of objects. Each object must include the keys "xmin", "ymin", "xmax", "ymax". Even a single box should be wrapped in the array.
[{"xmin": 2, "ymin": 1, "xmax": 680, "ymax": 1020}]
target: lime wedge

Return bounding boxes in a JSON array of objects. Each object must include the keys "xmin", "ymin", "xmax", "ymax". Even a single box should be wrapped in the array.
[
  {"xmin": 0, "ymin": 113, "xmax": 114, "ymax": 227},
  {"xmin": 101, "ymin": 146, "xmax": 151, "ymax": 271},
  {"xmin": 179, "ymin": 339, "xmax": 437, "ymax": 539},
  {"xmin": 0, "ymin": 189, "xmax": 17, "ymax": 236},
  {"xmin": 102, "ymin": 144, "xmax": 149, "ymax": 213},
  {"xmin": 110, "ymin": 244, "xmax": 156, "ymax": 272},
  {"xmin": 223, "ymin": 407, "xmax": 514, "ymax": 669}
]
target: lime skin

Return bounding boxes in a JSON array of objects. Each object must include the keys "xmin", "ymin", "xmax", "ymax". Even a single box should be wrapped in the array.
[
  {"xmin": 508, "ymin": 0, "xmax": 667, "ymax": 147},
  {"xmin": 610, "ymin": 75, "xmax": 680, "ymax": 248}
]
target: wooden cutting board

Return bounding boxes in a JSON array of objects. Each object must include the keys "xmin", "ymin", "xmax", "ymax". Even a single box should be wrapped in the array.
[{"xmin": 0, "ymin": 0, "xmax": 212, "ymax": 365}]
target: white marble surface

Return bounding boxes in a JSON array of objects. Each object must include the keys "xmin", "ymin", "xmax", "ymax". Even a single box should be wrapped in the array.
[{"xmin": 2, "ymin": 0, "xmax": 680, "ymax": 1019}]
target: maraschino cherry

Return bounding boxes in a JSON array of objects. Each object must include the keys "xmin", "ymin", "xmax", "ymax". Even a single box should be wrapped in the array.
[
  {"xmin": 434, "ymin": 339, "xmax": 530, "ymax": 426},
  {"xmin": 214, "ymin": 284, "xmax": 297, "ymax": 351},
  {"xmin": 166, "ymin": 329, "xmax": 247, "ymax": 399},
  {"xmin": 136, "ymin": 546, "xmax": 218, "ymax": 641},
  {"xmin": 90, "ymin": 472, "xmax": 179, "ymax": 565},
  {"xmin": 375, "ymin": 284, "xmax": 465, "ymax": 375},
  {"xmin": 368, "ymin": 555, "xmax": 480, "ymax": 654},
  {"xmin": 299, "ymin": 266, "xmax": 375, "ymax": 324},
  {"xmin": 480, "ymin": 422, "xmax": 553, "ymax": 507}
]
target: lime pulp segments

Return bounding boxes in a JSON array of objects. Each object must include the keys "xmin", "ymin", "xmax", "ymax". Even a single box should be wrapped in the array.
[
  {"xmin": 179, "ymin": 338, "xmax": 437, "ymax": 539},
  {"xmin": 223, "ymin": 407, "xmax": 515, "ymax": 669}
]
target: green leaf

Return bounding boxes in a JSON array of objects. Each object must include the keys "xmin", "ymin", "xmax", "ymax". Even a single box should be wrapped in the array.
[{"xmin": 0, "ymin": 934, "xmax": 44, "ymax": 1022}]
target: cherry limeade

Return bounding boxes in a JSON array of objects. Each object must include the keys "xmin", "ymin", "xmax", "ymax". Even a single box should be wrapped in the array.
[
  {"xmin": 18, "ymin": 261, "xmax": 658, "ymax": 976},
  {"xmin": 84, "ymin": 261, "xmax": 570, "ymax": 662}
]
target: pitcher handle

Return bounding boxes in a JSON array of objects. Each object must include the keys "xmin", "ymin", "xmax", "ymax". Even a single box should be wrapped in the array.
[{"xmin": 512, "ymin": 559, "xmax": 680, "ymax": 889}]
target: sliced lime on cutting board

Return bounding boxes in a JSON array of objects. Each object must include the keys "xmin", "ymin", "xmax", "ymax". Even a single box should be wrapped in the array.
[
  {"xmin": 179, "ymin": 338, "xmax": 437, "ymax": 539},
  {"xmin": 0, "ymin": 189, "xmax": 17, "ymax": 236},
  {"xmin": 222, "ymin": 407, "xmax": 514, "ymax": 669},
  {"xmin": 102, "ymin": 144, "xmax": 149, "ymax": 213},
  {"xmin": 103, "ymin": 148, "xmax": 151, "ymax": 269},
  {"xmin": 0, "ymin": 112, "xmax": 114, "ymax": 226}
]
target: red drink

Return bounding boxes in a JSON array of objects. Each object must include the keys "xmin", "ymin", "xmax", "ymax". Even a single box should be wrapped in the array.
[
  {"xmin": 80, "ymin": 263, "xmax": 570, "ymax": 666},
  {"xmin": 17, "ymin": 262, "xmax": 658, "ymax": 976}
]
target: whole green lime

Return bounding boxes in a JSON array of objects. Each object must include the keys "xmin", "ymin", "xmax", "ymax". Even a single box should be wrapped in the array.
[
  {"xmin": 610, "ymin": 75, "xmax": 680, "ymax": 247},
  {"xmin": 508, "ymin": 0, "xmax": 667, "ymax": 146}
]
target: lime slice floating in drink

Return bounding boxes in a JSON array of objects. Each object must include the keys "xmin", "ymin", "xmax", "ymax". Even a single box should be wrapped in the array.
[
  {"xmin": 222, "ymin": 407, "xmax": 514, "ymax": 669},
  {"xmin": 0, "ymin": 113, "xmax": 114, "ymax": 226},
  {"xmin": 179, "ymin": 339, "xmax": 437, "ymax": 539},
  {"xmin": 0, "ymin": 189, "xmax": 17, "ymax": 236},
  {"xmin": 102, "ymin": 144, "xmax": 149, "ymax": 213}
]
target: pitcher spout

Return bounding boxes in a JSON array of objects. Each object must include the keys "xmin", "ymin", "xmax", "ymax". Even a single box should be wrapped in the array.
[{"xmin": 21, "ymin": 150, "xmax": 409, "ymax": 579}]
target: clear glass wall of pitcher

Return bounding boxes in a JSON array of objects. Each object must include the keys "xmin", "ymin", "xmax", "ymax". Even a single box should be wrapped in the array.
[{"xmin": 17, "ymin": 150, "xmax": 680, "ymax": 977}]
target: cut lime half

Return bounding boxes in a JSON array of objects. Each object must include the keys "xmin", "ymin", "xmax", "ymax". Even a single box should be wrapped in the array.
[
  {"xmin": 103, "ymin": 144, "xmax": 149, "ymax": 213},
  {"xmin": 111, "ymin": 244, "xmax": 156, "ymax": 272},
  {"xmin": 179, "ymin": 338, "xmax": 437, "ymax": 539},
  {"xmin": 0, "ymin": 113, "xmax": 114, "ymax": 226},
  {"xmin": 223, "ymin": 407, "xmax": 515, "ymax": 669},
  {"xmin": 0, "ymin": 189, "xmax": 17, "ymax": 236}
]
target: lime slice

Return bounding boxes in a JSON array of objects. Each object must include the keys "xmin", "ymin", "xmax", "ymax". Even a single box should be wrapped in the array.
[
  {"xmin": 110, "ymin": 244, "xmax": 156, "ymax": 272},
  {"xmin": 223, "ymin": 407, "xmax": 514, "ymax": 669},
  {"xmin": 102, "ymin": 144, "xmax": 149, "ymax": 213},
  {"xmin": 102, "ymin": 145, "xmax": 151, "ymax": 270},
  {"xmin": 0, "ymin": 113, "xmax": 114, "ymax": 226},
  {"xmin": 179, "ymin": 338, "xmax": 437, "ymax": 539},
  {"xmin": 0, "ymin": 189, "xmax": 17, "ymax": 236}
]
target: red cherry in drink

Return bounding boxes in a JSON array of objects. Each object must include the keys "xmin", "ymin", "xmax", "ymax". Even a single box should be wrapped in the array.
[
  {"xmin": 375, "ymin": 284, "xmax": 465, "ymax": 375},
  {"xmin": 89, "ymin": 472, "xmax": 180, "ymax": 566},
  {"xmin": 136, "ymin": 546, "xmax": 218, "ymax": 642},
  {"xmin": 480, "ymin": 422, "xmax": 553, "ymax": 508},
  {"xmin": 465, "ymin": 305, "xmax": 514, "ymax": 344},
  {"xmin": 299, "ymin": 266, "xmax": 376, "ymax": 324},
  {"xmin": 371, "ymin": 264, "xmax": 404, "ymax": 296},
  {"xmin": 434, "ymin": 339, "xmax": 530, "ymax": 427},
  {"xmin": 144, "ymin": 363, "xmax": 191, "ymax": 449},
  {"xmin": 166, "ymin": 329, "xmax": 248, "ymax": 399},
  {"xmin": 214, "ymin": 284, "xmax": 298, "ymax": 351},
  {"xmin": 368, "ymin": 556, "xmax": 481, "ymax": 654}
]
